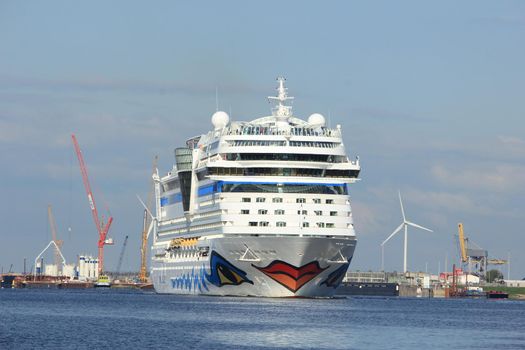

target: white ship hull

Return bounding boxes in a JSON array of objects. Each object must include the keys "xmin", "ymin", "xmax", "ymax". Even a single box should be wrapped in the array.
[{"xmin": 151, "ymin": 235, "xmax": 356, "ymax": 297}]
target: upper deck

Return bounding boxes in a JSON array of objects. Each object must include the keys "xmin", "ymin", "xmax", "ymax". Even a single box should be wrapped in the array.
[
  {"xmin": 176, "ymin": 78, "xmax": 360, "ymax": 180},
  {"xmin": 154, "ymin": 78, "xmax": 361, "ymax": 231},
  {"xmin": 161, "ymin": 77, "xmax": 361, "ymax": 187}
]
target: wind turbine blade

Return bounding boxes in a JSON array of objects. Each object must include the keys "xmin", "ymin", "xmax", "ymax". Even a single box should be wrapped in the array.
[
  {"xmin": 382, "ymin": 223, "xmax": 404, "ymax": 246},
  {"xmin": 398, "ymin": 191, "xmax": 406, "ymax": 221},
  {"xmin": 406, "ymin": 221, "xmax": 433, "ymax": 232}
]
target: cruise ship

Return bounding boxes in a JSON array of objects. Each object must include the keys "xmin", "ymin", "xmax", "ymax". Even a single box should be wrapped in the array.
[{"xmin": 150, "ymin": 78, "xmax": 360, "ymax": 297}]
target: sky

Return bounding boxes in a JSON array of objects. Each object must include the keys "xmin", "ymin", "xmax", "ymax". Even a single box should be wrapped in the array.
[{"xmin": 1, "ymin": 1, "xmax": 524, "ymax": 278}]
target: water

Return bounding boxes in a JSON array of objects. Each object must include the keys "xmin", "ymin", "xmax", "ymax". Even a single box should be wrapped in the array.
[{"xmin": 1, "ymin": 289, "xmax": 525, "ymax": 350}]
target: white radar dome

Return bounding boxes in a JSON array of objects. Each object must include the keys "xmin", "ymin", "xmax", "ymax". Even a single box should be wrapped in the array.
[
  {"xmin": 211, "ymin": 111, "xmax": 230, "ymax": 129},
  {"xmin": 308, "ymin": 113, "xmax": 326, "ymax": 127}
]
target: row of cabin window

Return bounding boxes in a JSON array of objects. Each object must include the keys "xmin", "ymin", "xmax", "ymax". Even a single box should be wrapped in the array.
[
  {"xmin": 242, "ymin": 197, "xmax": 334, "ymax": 204},
  {"xmin": 228, "ymin": 126, "xmax": 336, "ymax": 137},
  {"xmin": 289, "ymin": 141, "xmax": 338, "ymax": 148},
  {"xmin": 231, "ymin": 141, "xmax": 287, "ymax": 147},
  {"xmin": 248, "ymin": 221, "xmax": 335, "ymax": 228},
  {"xmin": 241, "ymin": 209, "xmax": 338, "ymax": 216},
  {"xmin": 230, "ymin": 140, "xmax": 338, "ymax": 148},
  {"xmin": 224, "ymin": 153, "xmax": 345, "ymax": 163}
]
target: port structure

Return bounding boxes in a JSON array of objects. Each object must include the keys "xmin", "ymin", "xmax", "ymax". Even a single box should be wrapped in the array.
[
  {"xmin": 71, "ymin": 134, "xmax": 114, "ymax": 274},
  {"xmin": 139, "ymin": 155, "xmax": 157, "ymax": 283},
  {"xmin": 33, "ymin": 240, "xmax": 66, "ymax": 281},
  {"xmin": 457, "ymin": 223, "xmax": 507, "ymax": 279},
  {"xmin": 115, "ymin": 235, "xmax": 129, "ymax": 276},
  {"xmin": 47, "ymin": 205, "xmax": 64, "ymax": 276}
]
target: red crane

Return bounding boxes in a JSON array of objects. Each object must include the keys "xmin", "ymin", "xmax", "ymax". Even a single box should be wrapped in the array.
[{"xmin": 71, "ymin": 134, "xmax": 114, "ymax": 274}]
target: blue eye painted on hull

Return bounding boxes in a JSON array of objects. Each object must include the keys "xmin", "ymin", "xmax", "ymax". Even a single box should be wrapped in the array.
[
  {"xmin": 320, "ymin": 259, "xmax": 352, "ymax": 289},
  {"xmin": 205, "ymin": 251, "xmax": 253, "ymax": 287}
]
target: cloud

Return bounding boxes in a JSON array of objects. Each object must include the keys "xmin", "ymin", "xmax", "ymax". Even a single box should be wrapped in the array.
[
  {"xmin": 366, "ymin": 185, "xmax": 494, "ymax": 220},
  {"xmin": 0, "ymin": 75, "xmax": 265, "ymax": 97},
  {"xmin": 431, "ymin": 163, "xmax": 525, "ymax": 194},
  {"xmin": 405, "ymin": 189, "xmax": 491, "ymax": 216},
  {"xmin": 406, "ymin": 133, "xmax": 524, "ymax": 165},
  {"xmin": 497, "ymin": 135, "xmax": 525, "ymax": 158},
  {"xmin": 351, "ymin": 200, "xmax": 383, "ymax": 236},
  {"xmin": 498, "ymin": 135, "xmax": 525, "ymax": 146},
  {"xmin": 0, "ymin": 118, "xmax": 40, "ymax": 143}
]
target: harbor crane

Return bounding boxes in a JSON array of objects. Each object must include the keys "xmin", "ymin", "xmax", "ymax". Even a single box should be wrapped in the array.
[
  {"xmin": 72, "ymin": 134, "xmax": 114, "ymax": 274},
  {"xmin": 47, "ymin": 205, "xmax": 64, "ymax": 275},
  {"xmin": 457, "ymin": 223, "xmax": 507, "ymax": 278},
  {"xmin": 139, "ymin": 155, "xmax": 158, "ymax": 283},
  {"xmin": 115, "ymin": 235, "xmax": 129, "ymax": 276}
]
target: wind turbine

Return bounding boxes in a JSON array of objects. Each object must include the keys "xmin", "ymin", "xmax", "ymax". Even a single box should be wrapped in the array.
[{"xmin": 381, "ymin": 191, "xmax": 433, "ymax": 273}]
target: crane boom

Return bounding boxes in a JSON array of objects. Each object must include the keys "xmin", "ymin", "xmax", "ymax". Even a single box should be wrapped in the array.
[
  {"xmin": 139, "ymin": 155, "xmax": 158, "ymax": 283},
  {"xmin": 487, "ymin": 259, "xmax": 507, "ymax": 265},
  {"xmin": 72, "ymin": 135, "xmax": 102, "ymax": 232},
  {"xmin": 71, "ymin": 134, "xmax": 113, "ymax": 274},
  {"xmin": 458, "ymin": 223, "xmax": 468, "ymax": 263},
  {"xmin": 116, "ymin": 235, "xmax": 129, "ymax": 275},
  {"xmin": 47, "ymin": 205, "xmax": 63, "ymax": 275}
]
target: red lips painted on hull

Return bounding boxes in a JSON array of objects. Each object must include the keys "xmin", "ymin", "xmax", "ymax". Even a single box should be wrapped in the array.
[{"xmin": 253, "ymin": 260, "xmax": 328, "ymax": 293}]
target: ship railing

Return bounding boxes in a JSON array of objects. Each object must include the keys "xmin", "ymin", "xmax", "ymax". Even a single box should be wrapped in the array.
[{"xmin": 221, "ymin": 125, "xmax": 341, "ymax": 138}]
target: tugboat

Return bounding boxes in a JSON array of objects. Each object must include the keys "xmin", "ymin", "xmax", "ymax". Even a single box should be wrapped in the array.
[
  {"xmin": 94, "ymin": 275, "xmax": 111, "ymax": 288},
  {"xmin": 486, "ymin": 290, "xmax": 509, "ymax": 299}
]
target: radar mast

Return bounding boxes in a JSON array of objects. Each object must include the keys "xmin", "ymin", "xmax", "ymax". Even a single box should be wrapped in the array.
[{"xmin": 268, "ymin": 77, "xmax": 294, "ymax": 122}]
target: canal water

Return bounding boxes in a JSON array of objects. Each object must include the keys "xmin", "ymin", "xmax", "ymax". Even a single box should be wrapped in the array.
[{"xmin": 1, "ymin": 289, "xmax": 524, "ymax": 349}]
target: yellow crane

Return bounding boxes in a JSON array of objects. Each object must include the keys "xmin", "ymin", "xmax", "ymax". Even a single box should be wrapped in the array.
[
  {"xmin": 47, "ymin": 205, "xmax": 64, "ymax": 276},
  {"xmin": 457, "ymin": 222, "xmax": 507, "ymax": 276},
  {"xmin": 139, "ymin": 155, "xmax": 158, "ymax": 283},
  {"xmin": 458, "ymin": 223, "xmax": 468, "ymax": 263}
]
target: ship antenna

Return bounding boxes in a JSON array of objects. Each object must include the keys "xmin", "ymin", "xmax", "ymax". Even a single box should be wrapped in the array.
[{"xmin": 268, "ymin": 76, "xmax": 294, "ymax": 122}]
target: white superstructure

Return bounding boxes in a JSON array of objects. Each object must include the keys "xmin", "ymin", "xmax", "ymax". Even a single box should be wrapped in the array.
[{"xmin": 150, "ymin": 78, "xmax": 360, "ymax": 297}]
